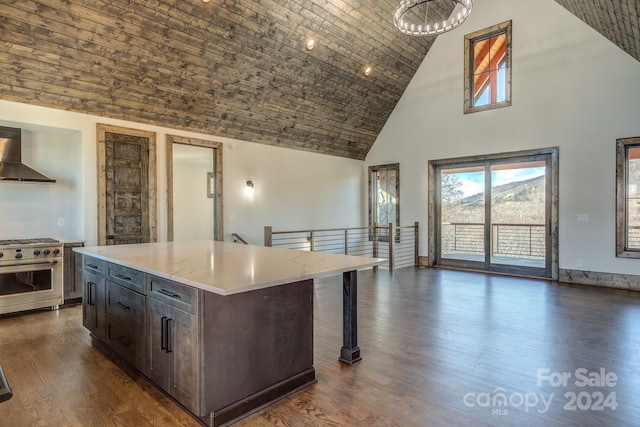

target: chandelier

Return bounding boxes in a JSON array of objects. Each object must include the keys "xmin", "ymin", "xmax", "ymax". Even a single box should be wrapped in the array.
[{"xmin": 393, "ymin": 0, "xmax": 473, "ymax": 36}]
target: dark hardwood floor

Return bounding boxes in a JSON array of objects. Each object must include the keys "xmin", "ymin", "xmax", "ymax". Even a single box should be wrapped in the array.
[{"xmin": 1, "ymin": 267, "xmax": 639, "ymax": 426}]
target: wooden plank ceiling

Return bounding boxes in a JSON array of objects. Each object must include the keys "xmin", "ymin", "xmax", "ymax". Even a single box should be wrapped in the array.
[
  {"xmin": 0, "ymin": 1, "xmax": 637, "ymax": 160},
  {"xmin": 554, "ymin": 0, "xmax": 640, "ymax": 63},
  {"xmin": 0, "ymin": 0, "xmax": 434, "ymax": 160}
]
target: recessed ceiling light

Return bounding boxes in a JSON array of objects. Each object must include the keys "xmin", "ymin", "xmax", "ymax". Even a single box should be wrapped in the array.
[
  {"xmin": 363, "ymin": 66, "xmax": 372, "ymax": 77},
  {"xmin": 305, "ymin": 37, "xmax": 316, "ymax": 51},
  {"xmin": 202, "ymin": 0, "xmax": 210, "ymax": 3}
]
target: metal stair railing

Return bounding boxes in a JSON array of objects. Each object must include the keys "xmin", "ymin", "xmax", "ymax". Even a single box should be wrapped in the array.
[
  {"xmin": 231, "ymin": 233, "xmax": 249, "ymax": 244},
  {"xmin": 264, "ymin": 222, "xmax": 419, "ymax": 272}
]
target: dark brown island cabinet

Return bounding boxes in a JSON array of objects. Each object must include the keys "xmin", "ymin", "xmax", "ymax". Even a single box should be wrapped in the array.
[{"xmin": 76, "ymin": 241, "xmax": 381, "ymax": 426}]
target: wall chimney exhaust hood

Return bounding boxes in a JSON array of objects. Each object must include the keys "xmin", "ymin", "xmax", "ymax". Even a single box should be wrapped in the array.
[{"xmin": 0, "ymin": 126, "xmax": 56, "ymax": 183}]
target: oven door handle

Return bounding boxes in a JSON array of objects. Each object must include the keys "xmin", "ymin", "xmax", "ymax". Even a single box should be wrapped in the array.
[
  {"xmin": 4, "ymin": 260, "xmax": 58, "ymax": 268},
  {"xmin": 0, "ymin": 261, "xmax": 59, "ymax": 273}
]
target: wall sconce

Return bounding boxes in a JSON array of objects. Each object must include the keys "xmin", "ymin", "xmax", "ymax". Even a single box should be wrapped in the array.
[{"xmin": 245, "ymin": 180, "xmax": 255, "ymax": 197}]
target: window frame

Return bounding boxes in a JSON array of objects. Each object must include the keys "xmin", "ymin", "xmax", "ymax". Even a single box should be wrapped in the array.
[
  {"xmin": 464, "ymin": 20, "xmax": 512, "ymax": 114},
  {"xmin": 368, "ymin": 163, "xmax": 400, "ymax": 242},
  {"xmin": 428, "ymin": 147, "xmax": 559, "ymax": 280},
  {"xmin": 616, "ymin": 136, "xmax": 640, "ymax": 258}
]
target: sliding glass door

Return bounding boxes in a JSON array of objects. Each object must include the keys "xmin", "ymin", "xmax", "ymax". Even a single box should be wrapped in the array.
[
  {"xmin": 431, "ymin": 148, "xmax": 557, "ymax": 278},
  {"xmin": 439, "ymin": 165, "xmax": 486, "ymax": 263},
  {"xmin": 489, "ymin": 160, "xmax": 547, "ymax": 269}
]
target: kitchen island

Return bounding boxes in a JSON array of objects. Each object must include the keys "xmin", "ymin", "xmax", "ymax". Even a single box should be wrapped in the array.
[{"xmin": 74, "ymin": 241, "xmax": 383, "ymax": 426}]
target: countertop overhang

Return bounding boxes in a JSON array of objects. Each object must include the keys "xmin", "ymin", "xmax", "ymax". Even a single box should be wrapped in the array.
[{"xmin": 74, "ymin": 241, "xmax": 385, "ymax": 296}]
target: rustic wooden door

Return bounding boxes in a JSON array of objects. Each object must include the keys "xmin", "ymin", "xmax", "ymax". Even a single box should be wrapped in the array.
[{"xmin": 97, "ymin": 124, "xmax": 157, "ymax": 246}]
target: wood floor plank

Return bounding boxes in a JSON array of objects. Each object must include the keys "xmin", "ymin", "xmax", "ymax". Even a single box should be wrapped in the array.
[{"xmin": 1, "ymin": 267, "xmax": 640, "ymax": 426}]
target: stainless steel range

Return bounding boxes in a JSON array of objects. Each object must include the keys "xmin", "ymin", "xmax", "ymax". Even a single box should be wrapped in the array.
[{"xmin": 0, "ymin": 238, "xmax": 63, "ymax": 315}]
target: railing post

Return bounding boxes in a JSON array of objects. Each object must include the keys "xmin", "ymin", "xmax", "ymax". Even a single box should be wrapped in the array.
[
  {"xmin": 414, "ymin": 221, "xmax": 419, "ymax": 267},
  {"xmin": 454, "ymin": 224, "xmax": 457, "ymax": 251},
  {"xmin": 492, "ymin": 224, "xmax": 497, "ymax": 256},
  {"xmin": 264, "ymin": 226, "xmax": 272, "ymax": 247},
  {"xmin": 388, "ymin": 223, "xmax": 395, "ymax": 272},
  {"xmin": 344, "ymin": 229, "xmax": 349, "ymax": 255},
  {"xmin": 372, "ymin": 225, "xmax": 379, "ymax": 272}
]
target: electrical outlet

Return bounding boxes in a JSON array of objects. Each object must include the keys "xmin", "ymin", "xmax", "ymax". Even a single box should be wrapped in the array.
[
  {"xmin": 577, "ymin": 259, "xmax": 584, "ymax": 268},
  {"xmin": 577, "ymin": 214, "xmax": 590, "ymax": 222},
  {"xmin": 57, "ymin": 218, "xmax": 65, "ymax": 227}
]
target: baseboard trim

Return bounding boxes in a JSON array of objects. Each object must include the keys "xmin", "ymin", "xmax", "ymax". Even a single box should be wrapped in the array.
[
  {"xmin": 417, "ymin": 259, "xmax": 640, "ymax": 291},
  {"xmin": 418, "ymin": 256, "xmax": 429, "ymax": 268},
  {"xmin": 559, "ymin": 269, "xmax": 640, "ymax": 291},
  {"xmin": 204, "ymin": 368, "xmax": 317, "ymax": 427}
]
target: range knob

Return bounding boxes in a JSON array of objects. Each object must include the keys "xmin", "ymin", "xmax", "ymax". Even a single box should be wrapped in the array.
[
  {"xmin": 53, "ymin": 248, "xmax": 60, "ymax": 255},
  {"xmin": 0, "ymin": 252, "xmax": 3, "ymax": 258},
  {"xmin": 43, "ymin": 249, "xmax": 51, "ymax": 255},
  {"xmin": 33, "ymin": 249, "xmax": 41, "ymax": 256},
  {"xmin": 15, "ymin": 253, "xmax": 23, "ymax": 259}
]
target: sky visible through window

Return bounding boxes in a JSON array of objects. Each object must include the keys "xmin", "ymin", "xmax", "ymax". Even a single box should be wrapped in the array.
[{"xmin": 452, "ymin": 167, "xmax": 545, "ymax": 197}]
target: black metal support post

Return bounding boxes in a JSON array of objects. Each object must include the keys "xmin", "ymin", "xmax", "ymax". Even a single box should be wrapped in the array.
[
  {"xmin": 0, "ymin": 363, "xmax": 13, "ymax": 403},
  {"xmin": 339, "ymin": 270, "xmax": 361, "ymax": 364}
]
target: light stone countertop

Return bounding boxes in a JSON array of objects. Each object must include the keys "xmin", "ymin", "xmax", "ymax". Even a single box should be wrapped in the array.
[{"xmin": 74, "ymin": 240, "xmax": 385, "ymax": 296}]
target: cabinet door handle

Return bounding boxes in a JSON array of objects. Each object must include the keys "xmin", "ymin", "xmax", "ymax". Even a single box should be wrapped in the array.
[
  {"xmin": 158, "ymin": 289, "xmax": 181, "ymax": 299},
  {"xmin": 116, "ymin": 302, "xmax": 131, "ymax": 311},
  {"xmin": 87, "ymin": 282, "xmax": 94, "ymax": 305},
  {"xmin": 116, "ymin": 336, "xmax": 132, "ymax": 347},
  {"xmin": 114, "ymin": 274, "xmax": 132, "ymax": 281},
  {"xmin": 166, "ymin": 318, "xmax": 173, "ymax": 353},
  {"xmin": 161, "ymin": 316, "xmax": 167, "ymax": 350}
]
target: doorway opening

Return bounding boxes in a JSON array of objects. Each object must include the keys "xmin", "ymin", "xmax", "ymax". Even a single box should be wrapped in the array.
[{"xmin": 166, "ymin": 135, "xmax": 223, "ymax": 242}]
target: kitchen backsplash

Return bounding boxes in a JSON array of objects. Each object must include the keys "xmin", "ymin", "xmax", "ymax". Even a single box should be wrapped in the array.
[{"xmin": 0, "ymin": 128, "xmax": 82, "ymax": 240}]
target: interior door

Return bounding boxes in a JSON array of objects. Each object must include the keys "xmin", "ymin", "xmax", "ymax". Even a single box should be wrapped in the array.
[{"xmin": 97, "ymin": 124, "xmax": 157, "ymax": 246}]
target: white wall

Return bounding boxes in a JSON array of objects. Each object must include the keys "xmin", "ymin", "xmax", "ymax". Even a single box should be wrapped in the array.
[
  {"xmin": 223, "ymin": 139, "xmax": 364, "ymax": 244},
  {"xmin": 366, "ymin": 0, "xmax": 640, "ymax": 275},
  {"xmin": 173, "ymin": 144, "xmax": 215, "ymax": 241},
  {"xmin": 0, "ymin": 100, "xmax": 364, "ymax": 246},
  {"xmin": 0, "ymin": 122, "xmax": 83, "ymax": 241}
]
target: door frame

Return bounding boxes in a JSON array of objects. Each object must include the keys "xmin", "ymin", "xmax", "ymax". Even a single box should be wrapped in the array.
[
  {"xmin": 428, "ymin": 147, "xmax": 559, "ymax": 279},
  {"xmin": 97, "ymin": 124, "xmax": 158, "ymax": 246},
  {"xmin": 166, "ymin": 134, "xmax": 223, "ymax": 242}
]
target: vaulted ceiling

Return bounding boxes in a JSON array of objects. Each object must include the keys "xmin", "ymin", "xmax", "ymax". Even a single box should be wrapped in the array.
[
  {"xmin": 0, "ymin": 1, "xmax": 638, "ymax": 160},
  {"xmin": 555, "ymin": 0, "xmax": 639, "ymax": 63}
]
